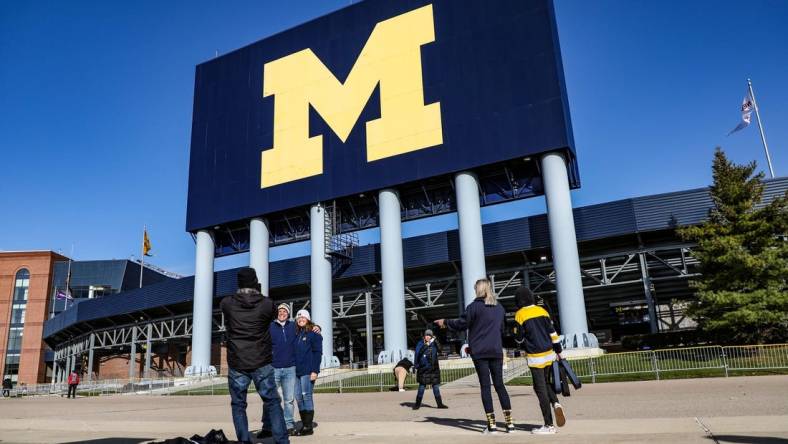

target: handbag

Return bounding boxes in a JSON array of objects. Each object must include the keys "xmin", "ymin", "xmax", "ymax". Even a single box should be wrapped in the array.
[
  {"xmin": 559, "ymin": 358, "xmax": 582, "ymax": 390},
  {"xmin": 550, "ymin": 361, "xmax": 563, "ymax": 395}
]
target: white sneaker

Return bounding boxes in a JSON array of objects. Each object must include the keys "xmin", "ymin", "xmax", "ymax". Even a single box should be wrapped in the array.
[
  {"xmin": 553, "ymin": 402, "xmax": 566, "ymax": 427},
  {"xmin": 483, "ymin": 426, "xmax": 498, "ymax": 435},
  {"xmin": 398, "ymin": 388, "xmax": 405, "ymax": 392},
  {"xmin": 531, "ymin": 425, "xmax": 557, "ymax": 435}
]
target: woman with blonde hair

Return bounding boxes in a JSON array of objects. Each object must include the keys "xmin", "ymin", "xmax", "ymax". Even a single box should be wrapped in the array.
[{"xmin": 435, "ymin": 278, "xmax": 513, "ymax": 434}]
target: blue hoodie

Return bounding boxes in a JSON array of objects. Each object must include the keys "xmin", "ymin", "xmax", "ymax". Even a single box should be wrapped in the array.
[
  {"xmin": 294, "ymin": 329, "xmax": 323, "ymax": 377},
  {"xmin": 270, "ymin": 320, "xmax": 297, "ymax": 369}
]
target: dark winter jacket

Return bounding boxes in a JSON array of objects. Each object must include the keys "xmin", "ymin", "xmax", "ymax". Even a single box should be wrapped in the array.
[
  {"xmin": 220, "ymin": 288, "xmax": 276, "ymax": 371},
  {"xmin": 294, "ymin": 329, "xmax": 323, "ymax": 377},
  {"xmin": 270, "ymin": 319, "xmax": 297, "ymax": 369},
  {"xmin": 414, "ymin": 339, "xmax": 441, "ymax": 386},
  {"xmin": 514, "ymin": 305, "xmax": 562, "ymax": 368},
  {"xmin": 446, "ymin": 297, "xmax": 506, "ymax": 359}
]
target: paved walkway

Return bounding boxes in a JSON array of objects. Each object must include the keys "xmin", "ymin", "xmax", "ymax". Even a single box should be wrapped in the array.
[{"xmin": 0, "ymin": 375, "xmax": 786, "ymax": 443}]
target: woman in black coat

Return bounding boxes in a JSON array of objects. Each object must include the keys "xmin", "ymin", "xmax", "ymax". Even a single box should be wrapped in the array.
[{"xmin": 412, "ymin": 329, "xmax": 448, "ymax": 410}]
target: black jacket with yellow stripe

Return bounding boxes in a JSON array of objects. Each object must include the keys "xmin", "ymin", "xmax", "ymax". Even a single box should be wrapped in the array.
[{"xmin": 514, "ymin": 305, "xmax": 563, "ymax": 368}]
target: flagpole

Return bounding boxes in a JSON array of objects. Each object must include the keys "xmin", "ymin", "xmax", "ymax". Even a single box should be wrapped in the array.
[
  {"xmin": 140, "ymin": 225, "xmax": 145, "ymax": 288},
  {"xmin": 748, "ymin": 79, "xmax": 776, "ymax": 179},
  {"xmin": 65, "ymin": 244, "xmax": 73, "ymax": 309}
]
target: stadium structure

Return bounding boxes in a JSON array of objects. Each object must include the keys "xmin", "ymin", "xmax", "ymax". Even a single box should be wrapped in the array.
[{"xmin": 1, "ymin": 0, "xmax": 783, "ymax": 385}]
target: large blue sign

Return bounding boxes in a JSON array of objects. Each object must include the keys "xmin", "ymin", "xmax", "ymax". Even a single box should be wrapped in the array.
[{"xmin": 187, "ymin": 0, "xmax": 576, "ymax": 232}]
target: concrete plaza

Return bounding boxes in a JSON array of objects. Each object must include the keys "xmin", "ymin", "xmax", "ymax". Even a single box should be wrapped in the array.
[{"xmin": 0, "ymin": 375, "xmax": 786, "ymax": 443}]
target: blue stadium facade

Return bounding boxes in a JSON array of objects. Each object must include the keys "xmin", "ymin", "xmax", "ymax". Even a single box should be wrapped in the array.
[{"xmin": 42, "ymin": 178, "xmax": 787, "ymax": 378}]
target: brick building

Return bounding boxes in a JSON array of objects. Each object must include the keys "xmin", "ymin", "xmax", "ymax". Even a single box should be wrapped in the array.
[{"xmin": 0, "ymin": 251, "xmax": 64, "ymax": 385}]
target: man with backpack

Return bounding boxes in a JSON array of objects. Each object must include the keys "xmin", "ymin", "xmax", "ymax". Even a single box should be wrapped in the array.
[{"xmin": 513, "ymin": 287, "xmax": 566, "ymax": 435}]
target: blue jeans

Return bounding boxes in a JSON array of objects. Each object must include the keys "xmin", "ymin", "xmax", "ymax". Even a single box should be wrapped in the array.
[
  {"xmin": 294, "ymin": 374, "xmax": 315, "ymax": 411},
  {"xmin": 417, "ymin": 383, "xmax": 441, "ymax": 400},
  {"xmin": 228, "ymin": 365, "xmax": 289, "ymax": 444},
  {"xmin": 263, "ymin": 366, "xmax": 296, "ymax": 430}
]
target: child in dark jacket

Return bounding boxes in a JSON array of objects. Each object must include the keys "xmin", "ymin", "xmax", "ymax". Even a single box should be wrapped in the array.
[
  {"xmin": 514, "ymin": 287, "xmax": 565, "ymax": 435},
  {"xmin": 293, "ymin": 309, "xmax": 322, "ymax": 436}
]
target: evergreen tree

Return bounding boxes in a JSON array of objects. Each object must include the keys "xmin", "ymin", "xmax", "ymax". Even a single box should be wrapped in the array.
[{"xmin": 678, "ymin": 148, "xmax": 787, "ymax": 344}]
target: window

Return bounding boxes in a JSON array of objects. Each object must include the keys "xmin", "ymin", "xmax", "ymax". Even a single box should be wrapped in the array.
[{"xmin": 4, "ymin": 269, "xmax": 29, "ymax": 382}]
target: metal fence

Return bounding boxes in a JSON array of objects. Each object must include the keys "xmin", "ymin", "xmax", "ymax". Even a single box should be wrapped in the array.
[{"xmin": 4, "ymin": 344, "xmax": 786, "ymax": 398}]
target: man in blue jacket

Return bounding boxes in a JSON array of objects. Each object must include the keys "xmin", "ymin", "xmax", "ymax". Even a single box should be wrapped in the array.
[{"xmin": 259, "ymin": 303, "xmax": 298, "ymax": 436}]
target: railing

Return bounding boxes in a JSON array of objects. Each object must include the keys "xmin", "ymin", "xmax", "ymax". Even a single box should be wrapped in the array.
[{"xmin": 5, "ymin": 344, "xmax": 786, "ymax": 398}]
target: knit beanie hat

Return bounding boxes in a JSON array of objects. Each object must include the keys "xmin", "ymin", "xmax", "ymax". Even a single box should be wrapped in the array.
[
  {"xmin": 237, "ymin": 267, "xmax": 260, "ymax": 291},
  {"xmin": 277, "ymin": 303, "xmax": 291, "ymax": 315},
  {"xmin": 515, "ymin": 286, "xmax": 535, "ymax": 308}
]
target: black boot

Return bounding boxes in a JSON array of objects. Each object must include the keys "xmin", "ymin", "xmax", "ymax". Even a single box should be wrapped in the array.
[
  {"xmin": 413, "ymin": 395, "xmax": 423, "ymax": 410},
  {"xmin": 299, "ymin": 410, "xmax": 314, "ymax": 436},
  {"xmin": 435, "ymin": 395, "xmax": 448, "ymax": 409}
]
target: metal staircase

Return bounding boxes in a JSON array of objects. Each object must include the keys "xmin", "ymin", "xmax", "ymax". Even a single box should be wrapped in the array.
[{"xmin": 324, "ymin": 202, "xmax": 358, "ymax": 274}]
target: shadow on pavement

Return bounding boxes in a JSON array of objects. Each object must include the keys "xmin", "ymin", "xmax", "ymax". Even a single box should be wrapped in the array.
[
  {"xmin": 710, "ymin": 436, "xmax": 788, "ymax": 444},
  {"xmin": 60, "ymin": 439, "xmax": 152, "ymax": 444},
  {"xmin": 400, "ymin": 401, "xmax": 444, "ymax": 409},
  {"xmin": 420, "ymin": 416, "xmax": 541, "ymax": 433}
]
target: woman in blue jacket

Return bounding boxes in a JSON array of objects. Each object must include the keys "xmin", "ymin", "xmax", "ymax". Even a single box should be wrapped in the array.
[{"xmin": 293, "ymin": 309, "xmax": 322, "ymax": 436}]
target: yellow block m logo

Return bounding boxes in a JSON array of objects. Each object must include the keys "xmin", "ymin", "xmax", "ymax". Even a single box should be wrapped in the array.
[{"xmin": 261, "ymin": 5, "xmax": 442, "ymax": 188}]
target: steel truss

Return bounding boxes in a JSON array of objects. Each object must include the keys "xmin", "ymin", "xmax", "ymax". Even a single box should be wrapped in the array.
[{"xmin": 52, "ymin": 245, "xmax": 699, "ymax": 370}]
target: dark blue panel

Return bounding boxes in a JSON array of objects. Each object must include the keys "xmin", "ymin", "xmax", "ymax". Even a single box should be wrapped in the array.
[
  {"xmin": 573, "ymin": 199, "xmax": 637, "ymax": 241},
  {"xmin": 483, "ymin": 218, "xmax": 531, "ymax": 255},
  {"xmin": 186, "ymin": 0, "xmax": 575, "ymax": 231}
]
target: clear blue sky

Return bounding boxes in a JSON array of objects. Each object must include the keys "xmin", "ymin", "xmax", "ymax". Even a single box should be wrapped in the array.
[{"xmin": 1, "ymin": 1, "xmax": 786, "ymax": 276}]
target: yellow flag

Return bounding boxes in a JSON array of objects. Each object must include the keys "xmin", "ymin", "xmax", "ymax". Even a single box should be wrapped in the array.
[{"xmin": 143, "ymin": 229, "xmax": 152, "ymax": 257}]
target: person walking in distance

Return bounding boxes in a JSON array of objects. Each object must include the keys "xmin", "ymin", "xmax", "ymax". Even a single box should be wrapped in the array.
[
  {"xmin": 67, "ymin": 369, "xmax": 80, "ymax": 399},
  {"xmin": 293, "ymin": 309, "xmax": 322, "ymax": 436},
  {"xmin": 412, "ymin": 329, "xmax": 448, "ymax": 410},
  {"xmin": 435, "ymin": 278, "xmax": 514, "ymax": 434},
  {"xmin": 514, "ymin": 287, "xmax": 565, "ymax": 435},
  {"xmin": 221, "ymin": 268, "xmax": 289, "ymax": 444}
]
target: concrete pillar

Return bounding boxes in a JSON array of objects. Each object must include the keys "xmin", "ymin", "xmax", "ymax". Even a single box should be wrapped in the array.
[
  {"xmin": 310, "ymin": 204, "xmax": 335, "ymax": 368},
  {"xmin": 52, "ymin": 359, "xmax": 59, "ymax": 385},
  {"xmin": 144, "ymin": 323, "xmax": 153, "ymax": 378},
  {"xmin": 87, "ymin": 334, "xmax": 95, "ymax": 382},
  {"xmin": 187, "ymin": 230, "xmax": 216, "ymax": 376},
  {"xmin": 378, "ymin": 189, "xmax": 408, "ymax": 363},
  {"xmin": 129, "ymin": 326, "xmax": 138, "ymax": 379},
  {"xmin": 455, "ymin": 171, "xmax": 487, "ymax": 306},
  {"xmin": 249, "ymin": 218, "xmax": 270, "ymax": 295},
  {"xmin": 540, "ymin": 152, "xmax": 596, "ymax": 349}
]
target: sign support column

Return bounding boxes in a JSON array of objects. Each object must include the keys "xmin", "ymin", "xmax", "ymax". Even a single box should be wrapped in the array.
[
  {"xmin": 455, "ymin": 171, "xmax": 487, "ymax": 306},
  {"xmin": 378, "ymin": 189, "xmax": 408, "ymax": 364},
  {"xmin": 540, "ymin": 152, "xmax": 597, "ymax": 349},
  {"xmin": 249, "ymin": 218, "xmax": 270, "ymax": 295},
  {"xmin": 187, "ymin": 230, "xmax": 216, "ymax": 376},
  {"xmin": 311, "ymin": 204, "xmax": 336, "ymax": 368}
]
